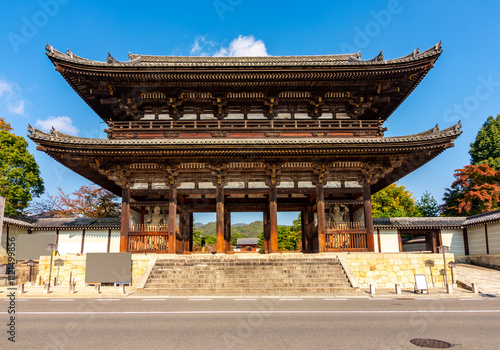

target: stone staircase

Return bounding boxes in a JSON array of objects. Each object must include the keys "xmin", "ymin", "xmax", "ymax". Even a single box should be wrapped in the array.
[{"xmin": 138, "ymin": 254, "xmax": 354, "ymax": 295}]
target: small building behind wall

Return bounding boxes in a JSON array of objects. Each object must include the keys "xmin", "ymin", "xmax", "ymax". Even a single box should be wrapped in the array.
[
  {"xmin": 373, "ymin": 217, "xmax": 466, "ymax": 255},
  {"xmin": 462, "ymin": 209, "xmax": 500, "ymax": 269}
]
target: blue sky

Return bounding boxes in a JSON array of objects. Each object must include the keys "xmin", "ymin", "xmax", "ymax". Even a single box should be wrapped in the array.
[{"xmin": 1, "ymin": 1, "xmax": 499, "ymax": 225}]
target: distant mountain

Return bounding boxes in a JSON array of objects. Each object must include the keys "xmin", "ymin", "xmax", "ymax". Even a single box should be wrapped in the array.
[{"xmin": 195, "ymin": 220, "xmax": 264, "ymax": 238}]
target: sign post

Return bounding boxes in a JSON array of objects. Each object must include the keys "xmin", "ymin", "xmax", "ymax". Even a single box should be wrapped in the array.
[
  {"xmin": 0, "ymin": 196, "xmax": 5, "ymax": 253},
  {"xmin": 438, "ymin": 245, "xmax": 450, "ymax": 287}
]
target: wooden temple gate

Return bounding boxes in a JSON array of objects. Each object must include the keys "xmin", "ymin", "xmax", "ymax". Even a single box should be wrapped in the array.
[{"xmin": 30, "ymin": 43, "xmax": 461, "ymax": 255}]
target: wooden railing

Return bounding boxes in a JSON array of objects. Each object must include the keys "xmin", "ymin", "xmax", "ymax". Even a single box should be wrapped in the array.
[
  {"xmin": 129, "ymin": 223, "xmax": 168, "ymax": 233},
  {"xmin": 106, "ymin": 119, "xmax": 383, "ymax": 138},
  {"xmin": 128, "ymin": 233, "xmax": 169, "ymax": 253},
  {"xmin": 325, "ymin": 230, "xmax": 368, "ymax": 251}
]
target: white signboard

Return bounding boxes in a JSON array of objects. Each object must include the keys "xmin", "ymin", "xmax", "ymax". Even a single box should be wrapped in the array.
[{"xmin": 414, "ymin": 274, "xmax": 428, "ymax": 293}]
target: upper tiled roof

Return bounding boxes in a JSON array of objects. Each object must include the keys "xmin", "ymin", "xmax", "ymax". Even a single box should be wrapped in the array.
[
  {"xmin": 46, "ymin": 43, "xmax": 441, "ymax": 68},
  {"xmin": 374, "ymin": 217, "xmax": 466, "ymax": 229},
  {"xmin": 464, "ymin": 209, "xmax": 500, "ymax": 226}
]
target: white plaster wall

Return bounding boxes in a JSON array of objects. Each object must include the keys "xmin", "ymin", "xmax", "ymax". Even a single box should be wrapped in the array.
[
  {"xmin": 374, "ymin": 230, "xmax": 379, "ymax": 252},
  {"xmin": 109, "ymin": 230, "xmax": 121, "ymax": 252},
  {"xmin": 1, "ymin": 226, "xmax": 29, "ymax": 258},
  {"xmin": 488, "ymin": 222, "xmax": 500, "ymax": 254},
  {"xmin": 468, "ymin": 225, "xmax": 487, "ymax": 255},
  {"xmin": 441, "ymin": 229, "xmax": 465, "ymax": 256},
  {"xmin": 379, "ymin": 229, "xmax": 400, "ymax": 252},
  {"xmin": 58, "ymin": 230, "xmax": 84, "ymax": 255},
  {"xmin": 83, "ymin": 230, "xmax": 109, "ymax": 254}
]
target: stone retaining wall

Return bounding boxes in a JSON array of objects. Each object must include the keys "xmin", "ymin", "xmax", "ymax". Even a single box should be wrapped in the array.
[
  {"xmin": 340, "ymin": 253, "xmax": 454, "ymax": 289},
  {"xmin": 36, "ymin": 254, "xmax": 152, "ymax": 287},
  {"xmin": 456, "ymin": 254, "xmax": 500, "ymax": 270}
]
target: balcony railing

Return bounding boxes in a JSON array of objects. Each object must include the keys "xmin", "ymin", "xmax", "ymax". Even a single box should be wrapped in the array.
[
  {"xmin": 325, "ymin": 221, "xmax": 367, "ymax": 251},
  {"xmin": 106, "ymin": 119, "xmax": 383, "ymax": 139}
]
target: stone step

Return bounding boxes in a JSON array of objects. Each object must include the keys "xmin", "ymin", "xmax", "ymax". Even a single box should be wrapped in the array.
[
  {"xmin": 146, "ymin": 278, "xmax": 350, "ymax": 286},
  {"xmin": 152, "ymin": 267, "xmax": 345, "ymax": 273},
  {"xmin": 138, "ymin": 287, "xmax": 353, "ymax": 294}
]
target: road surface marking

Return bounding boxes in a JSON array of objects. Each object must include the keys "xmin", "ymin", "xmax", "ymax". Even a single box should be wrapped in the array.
[
  {"xmin": 49, "ymin": 299, "xmax": 75, "ymax": 302},
  {"xmin": 188, "ymin": 299, "xmax": 212, "ymax": 301},
  {"xmin": 142, "ymin": 299, "xmax": 167, "ymax": 301},
  {"xmin": 279, "ymin": 298, "xmax": 302, "ymax": 301},
  {"xmin": 459, "ymin": 298, "xmax": 483, "ymax": 301},
  {"xmin": 96, "ymin": 299, "xmax": 121, "ymax": 301},
  {"xmin": 369, "ymin": 298, "xmax": 391, "ymax": 300},
  {"xmin": 324, "ymin": 299, "xmax": 348, "ymax": 301},
  {"xmin": 234, "ymin": 299, "xmax": 258, "ymax": 301},
  {"xmin": 9, "ymin": 310, "xmax": 500, "ymax": 316}
]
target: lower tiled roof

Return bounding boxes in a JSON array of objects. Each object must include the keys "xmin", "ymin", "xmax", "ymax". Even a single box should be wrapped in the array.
[
  {"xmin": 374, "ymin": 217, "xmax": 466, "ymax": 229},
  {"xmin": 2, "ymin": 217, "xmax": 121, "ymax": 230},
  {"xmin": 464, "ymin": 209, "xmax": 500, "ymax": 226}
]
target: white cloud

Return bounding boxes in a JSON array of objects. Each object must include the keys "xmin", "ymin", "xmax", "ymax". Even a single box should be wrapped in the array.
[
  {"xmin": 36, "ymin": 116, "xmax": 79, "ymax": 135},
  {"xmin": 190, "ymin": 35, "xmax": 217, "ymax": 56},
  {"xmin": 0, "ymin": 78, "xmax": 26, "ymax": 115},
  {"xmin": 215, "ymin": 35, "xmax": 269, "ymax": 57},
  {"xmin": 190, "ymin": 35, "xmax": 269, "ymax": 58}
]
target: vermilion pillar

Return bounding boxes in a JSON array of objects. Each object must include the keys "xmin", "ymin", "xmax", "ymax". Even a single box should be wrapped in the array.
[
  {"xmin": 363, "ymin": 184, "xmax": 375, "ymax": 252},
  {"xmin": 216, "ymin": 186, "xmax": 225, "ymax": 253},
  {"xmin": 119, "ymin": 188, "xmax": 130, "ymax": 252},
  {"xmin": 316, "ymin": 184, "xmax": 326, "ymax": 252},
  {"xmin": 168, "ymin": 186, "xmax": 177, "ymax": 254},
  {"xmin": 269, "ymin": 185, "xmax": 278, "ymax": 253}
]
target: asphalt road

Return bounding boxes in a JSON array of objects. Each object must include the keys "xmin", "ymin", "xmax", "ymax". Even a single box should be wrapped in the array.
[{"xmin": 2, "ymin": 297, "xmax": 500, "ymax": 349}]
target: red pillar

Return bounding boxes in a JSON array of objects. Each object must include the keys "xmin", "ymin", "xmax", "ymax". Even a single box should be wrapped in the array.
[
  {"xmin": 363, "ymin": 184, "xmax": 375, "ymax": 252},
  {"xmin": 168, "ymin": 186, "xmax": 177, "ymax": 254},
  {"xmin": 216, "ymin": 186, "xmax": 225, "ymax": 253},
  {"xmin": 119, "ymin": 188, "xmax": 130, "ymax": 252},
  {"xmin": 316, "ymin": 184, "xmax": 326, "ymax": 253},
  {"xmin": 269, "ymin": 185, "xmax": 278, "ymax": 253}
]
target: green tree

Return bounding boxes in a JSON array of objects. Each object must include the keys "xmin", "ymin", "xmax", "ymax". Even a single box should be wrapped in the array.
[
  {"xmin": 0, "ymin": 119, "xmax": 44, "ymax": 216},
  {"xmin": 470, "ymin": 115, "xmax": 500, "ymax": 170},
  {"xmin": 442, "ymin": 164, "xmax": 500, "ymax": 216},
  {"xmin": 371, "ymin": 183, "xmax": 421, "ymax": 217},
  {"xmin": 416, "ymin": 191, "xmax": 440, "ymax": 217}
]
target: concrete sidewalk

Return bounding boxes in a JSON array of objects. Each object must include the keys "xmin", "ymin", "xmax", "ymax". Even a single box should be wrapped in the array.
[
  {"xmin": 456, "ymin": 263, "xmax": 500, "ymax": 296},
  {"xmin": 0, "ymin": 284, "xmax": 486, "ymax": 299}
]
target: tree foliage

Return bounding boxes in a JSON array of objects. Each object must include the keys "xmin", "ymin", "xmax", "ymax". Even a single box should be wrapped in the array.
[
  {"xmin": 0, "ymin": 119, "xmax": 44, "ymax": 216},
  {"xmin": 470, "ymin": 115, "xmax": 500, "ymax": 170},
  {"xmin": 416, "ymin": 191, "xmax": 440, "ymax": 217},
  {"xmin": 442, "ymin": 164, "xmax": 500, "ymax": 216},
  {"xmin": 371, "ymin": 184, "xmax": 421, "ymax": 218},
  {"xmin": 47, "ymin": 184, "xmax": 121, "ymax": 218}
]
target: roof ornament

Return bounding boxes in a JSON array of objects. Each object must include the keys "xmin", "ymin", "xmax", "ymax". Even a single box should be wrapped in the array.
[
  {"xmin": 412, "ymin": 47, "xmax": 420, "ymax": 58},
  {"xmin": 431, "ymin": 123, "xmax": 439, "ymax": 134},
  {"xmin": 435, "ymin": 41, "xmax": 442, "ymax": 51},
  {"xmin": 107, "ymin": 52, "xmax": 116, "ymax": 64},
  {"xmin": 375, "ymin": 50, "xmax": 384, "ymax": 62},
  {"xmin": 66, "ymin": 49, "xmax": 74, "ymax": 59},
  {"xmin": 45, "ymin": 43, "xmax": 54, "ymax": 54}
]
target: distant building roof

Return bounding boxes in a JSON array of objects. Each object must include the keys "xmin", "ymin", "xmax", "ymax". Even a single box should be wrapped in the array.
[
  {"xmin": 2, "ymin": 217, "xmax": 120, "ymax": 230},
  {"xmin": 237, "ymin": 238, "xmax": 260, "ymax": 245}
]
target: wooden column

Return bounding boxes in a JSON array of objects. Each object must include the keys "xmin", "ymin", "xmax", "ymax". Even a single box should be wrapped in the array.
[
  {"xmin": 168, "ymin": 186, "xmax": 177, "ymax": 254},
  {"xmin": 107, "ymin": 229, "xmax": 112, "ymax": 253},
  {"xmin": 316, "ymin": 184, "xmax": 326, "ymax": 253},
  {"xmin": 305, "ymin": 206, "xmax": 312, "ymax": 253},
  {"xmin": 225, "ymin": 210, "xmax": 231, "ymax": 252},
  {"xmin": 263, "ymin": 206, "xmax": 270, "ymax": 253},
  {"xmin": 363, "ymin": 184, "xmax": 375, "ymax": 252},
  {"xmin": 216, "ymin": 186, "xmax": 225, "ymax": 253},
  {"xmin": 119, "ymin": 188, "xmax": 130, "ymax": 252},
  {"xmin": 463, "ymin": 228, "xmax": 469, "ymax": 255},
  {"xmin": 269, "ymin": 185, "xmax": 278, "ymax": 253},
  {"xmin": 189, "ymin": 212, "xmax": 194, "ymax": 252},
  {"xmin": 485, "ymin": 224, "xmax": 490, "ymax": 255},
  {"xmin": 301, "ymin": 211, "xmax": 306, "ymax": 252}
]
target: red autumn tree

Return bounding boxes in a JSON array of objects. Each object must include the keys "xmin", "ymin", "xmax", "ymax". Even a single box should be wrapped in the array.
[
  {"xmin": 49, "ymin": 184, "xmax": 121, "ymax": 218},
  {"xmin": 442, "ymin": 164, "xmax": 500, "ymax": 216}
]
